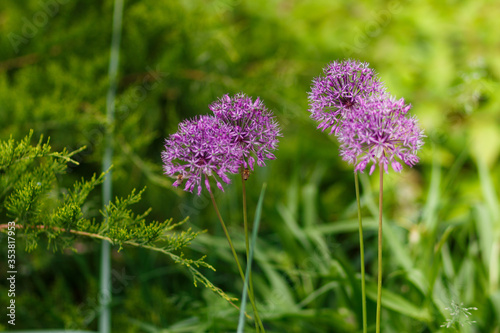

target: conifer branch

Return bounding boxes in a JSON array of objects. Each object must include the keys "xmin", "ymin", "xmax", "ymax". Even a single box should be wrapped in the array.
[{"xmin": 0, "ymin": 132, "xmax": 241, "ymax": 312}]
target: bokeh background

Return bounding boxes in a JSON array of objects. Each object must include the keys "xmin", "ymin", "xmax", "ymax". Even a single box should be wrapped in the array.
[{"xmin": 1, "ymin": 0, "xmax": 499, "ymax": 332}]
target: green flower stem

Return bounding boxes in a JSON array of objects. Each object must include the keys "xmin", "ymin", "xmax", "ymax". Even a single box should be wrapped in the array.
[
  {"xmin": 376, "ymin": 166, "xmax": 384, "ymax": 333},
  {"xmin": 241, "ymin": 169, "xmax": 265, "ymax": 332},
  {"xmin": 355, "ymin": 173, "xmax": 367, "ymax": 333},
  {"xmin": 209, "ymin": 190, "xmax": 262, "ymax": 332}
]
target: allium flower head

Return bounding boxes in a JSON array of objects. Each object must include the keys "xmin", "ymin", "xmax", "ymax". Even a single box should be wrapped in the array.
[
  {"xmin": 162, "ymin": 115, "xmax": 241, "ymax": 195},
  {"xmin": 338, "ymin": 96, "xmax": 425, "ymax": 175},
  {"xmin": 209, "ymin": 93, "xmax": 281, "ymax": 170},
  {"xmin": 308, "ymin": 59, "xmax": 385, "ymax": 135}
]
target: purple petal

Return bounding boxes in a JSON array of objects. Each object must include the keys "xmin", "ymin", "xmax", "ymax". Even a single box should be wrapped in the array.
[
  {"xmin": 391, "ymin": 161, "xmax": 403, "ymax": 172},
  {"xmin": 369, "ymin": 164, "xmax": 376, "ymax": 175}
]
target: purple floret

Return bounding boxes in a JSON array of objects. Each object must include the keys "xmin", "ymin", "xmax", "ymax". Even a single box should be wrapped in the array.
[
  {"xmin": 161, "ymin": 115, "xmax": 241, "ymax": 195},
  {"xmin": 209, "ymin": 93, "xmax": 281, "ymax": 170},
  {"xmin": 338, "ymin": 96, "xmax": 425, "ymax": 175},
  {"xmin": 308, "ymin": 59, "xmax": 385, "ymax": 135}
]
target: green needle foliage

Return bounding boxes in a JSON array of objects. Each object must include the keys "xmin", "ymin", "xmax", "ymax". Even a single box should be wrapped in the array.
[{"xmin": 0, "ymin": 131, "xmax": 235, "ymax": 308}]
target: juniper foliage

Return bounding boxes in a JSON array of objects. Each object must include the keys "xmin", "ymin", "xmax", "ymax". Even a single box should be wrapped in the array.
[{"xmin": 0, "ymin": 131, "xmax": 234, "ymax": 304}]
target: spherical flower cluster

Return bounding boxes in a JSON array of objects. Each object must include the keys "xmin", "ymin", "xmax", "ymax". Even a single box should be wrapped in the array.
[
  {"xmin": 308, "ymin": 59, "xmax": 424, "ymax": 174},
  {"xmin": 209, "ymin": 93, "xmax": 281, "ymax": 170},
  {"xmin": 163, "ymin": 94, "xmax": 281, "ymax": 195},
  {"xmin": 162, "ymin": 115, "xmax": 241, "ymax": 195},
  {"xmin": 338, "ymin": 96, "xmax": 425, "ymax": 175},
  {"xmin": 308, "ymin": 59, "xmax": 385, "ymax": 135}
]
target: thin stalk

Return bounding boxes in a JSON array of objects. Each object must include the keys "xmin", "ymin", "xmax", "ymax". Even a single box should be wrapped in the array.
[
  {"xmin": 355, "ymin": 173, "xmax": 367, "ymax": 333},
  {"xmin": 100, "ymin": 1, "xmax": 124, "ymax": 332},
  {"xmin": 209, "ymin": 190, "xmax": 262, "ymax": 332},
  {"xmin": 241, "ymin": 168, "xmax": 265, "ymax": 332},
  {"xmin": 375, "ymin": 166, "xmax": 384, "ymax": 333}
]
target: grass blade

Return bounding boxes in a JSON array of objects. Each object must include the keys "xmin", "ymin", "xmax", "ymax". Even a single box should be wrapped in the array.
[
  {"xmin": 237, "ymin": 183, "xmax": 267, "ymax": 333},
  {"xmin": 366, "ymin": 283, "xmax": 432, "ymax": 322}
]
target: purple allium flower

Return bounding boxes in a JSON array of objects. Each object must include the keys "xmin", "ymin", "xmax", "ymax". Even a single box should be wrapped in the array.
[
  {"xmin": 308, "ymin": 59, "xmax": 385, "ymax": 135},
  {"xmin": 338, "ymin": 96, "xmax": 425, "ymax": 175},
  {"xmin": 209, "ymin": 93, "xmax": 281, "ymax": 170},
  {"xmin": 162, "ymin": 115, "xmax": 241, "ymax": 195}
]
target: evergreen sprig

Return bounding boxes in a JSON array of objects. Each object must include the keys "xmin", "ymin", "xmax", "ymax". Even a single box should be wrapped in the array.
[{"xmin": 0, "ymin": 132, "xmax": 238, "ymax": 309}]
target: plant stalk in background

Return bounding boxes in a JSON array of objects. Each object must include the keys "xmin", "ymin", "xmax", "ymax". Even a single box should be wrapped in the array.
[{"xmin": 100, "ymin": 0, "xmax": 124, "ymax": 332}]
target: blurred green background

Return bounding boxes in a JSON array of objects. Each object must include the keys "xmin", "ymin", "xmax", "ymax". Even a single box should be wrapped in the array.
[{"xmin": 1, "ymin": 0, "xmax": 499, "ymax": 332}]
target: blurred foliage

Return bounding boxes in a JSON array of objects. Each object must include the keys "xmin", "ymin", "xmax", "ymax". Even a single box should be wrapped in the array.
[{"xmin": 0, "ymin": 0, "xmax": 499, "ymax": 332}]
